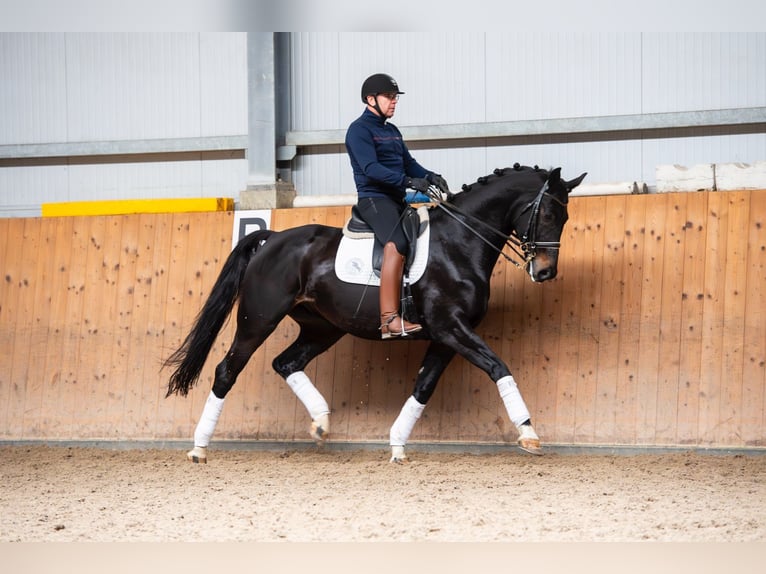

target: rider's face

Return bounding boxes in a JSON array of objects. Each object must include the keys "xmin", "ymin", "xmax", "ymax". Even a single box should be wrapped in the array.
[{"xmin": 367, "ymin": 92, "xmax": 399, "ymax": 118}]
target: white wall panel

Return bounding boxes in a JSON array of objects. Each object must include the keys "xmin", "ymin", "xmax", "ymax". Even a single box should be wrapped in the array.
[
  {"xmin": 0, "ymin": 33, "xmax": 248, "ymax": 213},
  {"xmin": 642, "ymin": 33, "xmax": 766, "ymax": 113},
  {"xmin": 0, "ymin": 33, "xmax": 68, "ymax": 145},
  {"xmin": 65, "ymin": 33, "xmax": 202, "ymax": 142},
  {"xmin": 288, "ymin": 32, "xmax": 765, "ymax": 197},
  {"xmin": 199, "ymin": 33, "xmax": 248, "ymax": 137},
  {"xmin": 486, "ymin": 33, "xmax": 643, "ymax": 121}
]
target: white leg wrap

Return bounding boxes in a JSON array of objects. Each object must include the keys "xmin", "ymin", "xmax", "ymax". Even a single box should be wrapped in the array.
[
  {"xmin": 194, "ymin": 391, "xmax": 225, "ymax": 448},
  {"xmin": 286, "ymin": 371, "xmax": 330, "ymax": 420},
  {"xmin": 496, "ymin": 375, "xmax": 531, "ymax": 428},
  {"xmin": 389, "ymin": 395, "xmax": 426, "ymax": 446}
]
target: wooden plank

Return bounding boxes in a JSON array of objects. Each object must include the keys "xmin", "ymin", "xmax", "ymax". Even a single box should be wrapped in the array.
[
  {"xmin": 573, "ymin": 197, "xmax": 606, "ymax": 443},
  {"xmin": 55, "ymin": 217, "xmax": 90, "ymax": 439},
  {"xmin": 176, "ymin": 213, "xmax": 222, "ymax": 439},
  {"xmin": 654, "ymin": 194, "xmax": 689, "ymax": 444},
  {"xmin": 717, "ymin": 192, "xmax": 750, "ymax": 445},
  {"xmin": 554, "ymin": 196, "xmax": 587, "ymax": 444},
  {"xmin": 42, "ymin": 197, "xmax": 235, "ymax": 217},
  {"xmin": 158, "ymin": 214, "xmax": 196, "ymax": 438},
  {"xmin": 118, "ymin": 213, "xmax": 153, "ymax": 438},
  {"xmin": 698, "ymin": 193, "xmax": 729, "ymax": 444},
  {"xmin": 741, "ymin": 191, "xmax": 766, "ymax": 446},
  {"xmin": 136, "ymin": 214, "xmax": 174, "ymax": 439},
  {"xmin": 614, "ymin": 195, "xmax": 648, "ymax": 444},
  {"xmin": 0, "ymin": 220, "xmax": 13, "ymax": 437},
  {"xmin": 23, "ymin": 219, "xmax": 55, "ymax": 438},
  {"xmin": 593, "ymin": 195, "xmax": 627, "ymax": 443},
  {"xmin": 38, "ymin": 217, "xmax": 74, "ymax": 438},
  {"xmin": 676, "ymin": 193, "xmax": 708, "ymax": 444},
  {"xmin": 105, "ymin": 216, "xmax": 141, "ymax": 436},
  {"xmin": 535, "ymin": 260, "xmax": 566, "ymax": 443},
  {"xmin": 168, "ymin": 213, "xmax": 200, "ymax": 439},
  {"xmin": 80, "ymin": 217, "xmax": 122, "ymax": 439},
  {"xmin": 12, "ymin": 219, "xmax": 43, "ymax": 438},
  {"xmin": 1, "ymin": 219, "xmax": 28, "ymax": 437},
  {"xmin": 635, "ymin": 193, "xmax": 668, "ymax": 444}
]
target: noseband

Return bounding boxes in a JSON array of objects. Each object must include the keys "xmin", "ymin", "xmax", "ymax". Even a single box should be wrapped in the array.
[{"xmin": 432, "ymin": 179, "xmax": 567, "ymax": 270}]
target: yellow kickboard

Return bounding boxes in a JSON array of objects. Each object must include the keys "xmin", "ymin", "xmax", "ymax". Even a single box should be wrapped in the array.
[{"xmin": 42, "ymin": 197, "xmax": 235, "ymax": 217}]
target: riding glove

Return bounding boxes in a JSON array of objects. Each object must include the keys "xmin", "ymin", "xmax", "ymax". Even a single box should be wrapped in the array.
[
  {"xmin": 405, "ymin": 177, "xmax": 431, "ymax": 193},
  {"xmin": 427, "ymin": 173, "xmax": 450, "ymax": 193}
]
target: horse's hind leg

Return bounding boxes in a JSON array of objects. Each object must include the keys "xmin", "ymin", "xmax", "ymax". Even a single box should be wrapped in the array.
[
  {"xmin": 186, "ymin": 329, "xmax": 273, "ymax": 463},
  {"xmin": 272, "ymin": 313, "xmax": 344, "ymax": 443}
]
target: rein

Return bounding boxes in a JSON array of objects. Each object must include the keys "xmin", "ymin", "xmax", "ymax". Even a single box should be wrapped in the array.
[{"xmin": 430, "ymin": 180, "xmax": 567, "ymax": 270}]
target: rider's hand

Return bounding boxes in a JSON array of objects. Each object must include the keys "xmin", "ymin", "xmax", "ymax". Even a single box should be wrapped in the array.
[
  {"xmin": 405, "ymin": 177, "xmax": 431, "ymax": 193},
  {"xmin": 427, "ymin": 173, "xmax": 450, "ymax": 194}
]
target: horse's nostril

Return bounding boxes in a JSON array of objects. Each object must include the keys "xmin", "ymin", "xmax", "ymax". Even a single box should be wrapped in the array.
[{"xmin": 535, "ymin": 267, "xmax": 556, "ymax": 282}]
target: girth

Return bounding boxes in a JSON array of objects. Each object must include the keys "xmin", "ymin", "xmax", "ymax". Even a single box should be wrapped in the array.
[{"xmin": 345, "ymin": 204, "xmax": 428, "ymax": 277}]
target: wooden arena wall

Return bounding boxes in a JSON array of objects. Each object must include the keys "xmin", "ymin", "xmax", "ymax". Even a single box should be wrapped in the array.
[{"xmin": 1, "ymin": 191, "xmax": 765, "ymax": 448}]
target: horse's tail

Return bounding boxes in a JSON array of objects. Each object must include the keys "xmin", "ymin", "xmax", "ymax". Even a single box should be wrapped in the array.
[{"xmin": 163, "ymin": 229, "xmax": 274, "ymax": 397}]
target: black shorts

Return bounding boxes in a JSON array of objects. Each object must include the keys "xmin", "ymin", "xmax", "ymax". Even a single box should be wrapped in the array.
[{"xmin": 356, "ymin": 196, "xmax": 408, "ymax": 255}]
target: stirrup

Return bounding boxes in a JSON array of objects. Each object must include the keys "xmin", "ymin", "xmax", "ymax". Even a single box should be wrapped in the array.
[{"xmin": 380, "ymin": 312, "xmax": 422, "ymax": 339}]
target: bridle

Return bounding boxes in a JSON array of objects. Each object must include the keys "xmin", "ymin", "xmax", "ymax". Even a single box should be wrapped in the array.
[{"xmin": 429, "ymin": 179, "xmax": 568, "ymax": 270}]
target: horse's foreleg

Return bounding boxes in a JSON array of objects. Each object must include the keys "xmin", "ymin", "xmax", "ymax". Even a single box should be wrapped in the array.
[
  {"xmin": 390, "ymin": 342, "xmax": 455, "ymax": 463},
  {"xmin": 497, "ymin": 375, "xmax": 541, "ymax": 455},
  {"xmin": 441, "ymin": 325, "xmax": 542, "ymax": 455}
]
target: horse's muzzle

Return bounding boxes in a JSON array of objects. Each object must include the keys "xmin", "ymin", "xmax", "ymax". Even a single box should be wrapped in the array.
[{"xmin": 528, "ymin": 253, "xmax": 558, "ymax": 283}]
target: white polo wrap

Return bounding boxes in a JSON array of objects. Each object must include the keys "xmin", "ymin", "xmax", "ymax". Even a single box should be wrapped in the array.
[
  {"xmin": 286, "ymin": 371, "xmax": 330, "ymax": 420},
  {"xmin": 194, "ymin": 391, "xmax": 225, "ymax": 447},
  {"xmin": 496, "ymin": 375, "xmax": 531, "ymax": 427},
  {"xmin": 389, "ymin": 395, "xmax": 426, "ymax": 446}
]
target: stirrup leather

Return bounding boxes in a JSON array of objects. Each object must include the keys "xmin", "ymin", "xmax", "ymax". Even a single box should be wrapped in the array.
[{"xmin": 380, "ymin": 312, "xmax": 422, "ymax": 339}]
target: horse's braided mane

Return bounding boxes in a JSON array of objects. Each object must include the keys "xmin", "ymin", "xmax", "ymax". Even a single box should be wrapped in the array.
[{"xmin": 459, "ymin": 162, "xmax": 548, "ymax": 193}]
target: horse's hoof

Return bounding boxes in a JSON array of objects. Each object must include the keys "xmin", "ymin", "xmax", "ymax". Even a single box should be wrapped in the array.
[
  {"xmin": 390, "ymin": 445, "xmax": 409, "ymax": 464},
  {"xmin": 517, "ymin": 425, "xmax": 543, "ymax": 456},
  {"xmin": 187, "ymin": 446, "xmax": 208, "ymax": 464},
  {"xmin": 310, "ymin": 414, "xmax": 330, "ymax": 443},
  {"xmin": 518, "ymin": 438, "xmax": 543, "ymax": 455}
]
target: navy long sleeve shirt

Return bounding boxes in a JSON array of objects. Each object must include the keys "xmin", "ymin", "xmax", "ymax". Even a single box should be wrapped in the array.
[{"xmin": 345, "ymin": 108, "xmax": 430, "ymax": 202}]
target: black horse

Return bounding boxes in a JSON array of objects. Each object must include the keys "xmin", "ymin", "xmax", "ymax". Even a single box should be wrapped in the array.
[{"xmin": 164, "ymin": 163, "xmax": 586, "ymax": 463}]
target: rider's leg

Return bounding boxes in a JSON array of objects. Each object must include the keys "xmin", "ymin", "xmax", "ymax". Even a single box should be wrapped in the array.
[{"xmin": 379, "ymin": 242, "xmax": 421, "ymax": 339}]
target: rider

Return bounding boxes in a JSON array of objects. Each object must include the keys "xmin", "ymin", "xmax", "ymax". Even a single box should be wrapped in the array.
[{"xmin": 345, "ymin": 73, "xmax": 450, "ymax": 339}]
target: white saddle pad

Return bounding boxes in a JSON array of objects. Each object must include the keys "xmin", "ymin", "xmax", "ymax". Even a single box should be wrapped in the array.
[{"xmin": 335, "ymin": 205, "xmax": 430, "ymax": 286}]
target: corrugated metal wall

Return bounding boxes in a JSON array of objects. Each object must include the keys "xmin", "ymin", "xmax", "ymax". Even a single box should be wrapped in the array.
[
  {"xmin": 1, "ymin": 33, "xmax": 764, "ymax": 212},
  {"xmin": 0, "ymin": 33, "xmax": 248, "ymax": 214},
  {"xmin": 289, "ymin": 32, "xmax": 766, "ymax": 197}
]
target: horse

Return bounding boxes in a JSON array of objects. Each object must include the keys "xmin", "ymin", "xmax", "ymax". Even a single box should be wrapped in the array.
[{"xmin": 164, "ymin": 163, "xmax": 587, "ymax": 463}]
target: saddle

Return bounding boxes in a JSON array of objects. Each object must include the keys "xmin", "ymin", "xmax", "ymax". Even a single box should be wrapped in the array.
[{"xmin": 344, "ymin": 205, "xmax": 428, "ymax": 277}]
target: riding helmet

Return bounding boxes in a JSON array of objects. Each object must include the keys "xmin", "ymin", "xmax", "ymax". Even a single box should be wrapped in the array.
[{"xmin": 361, "ymin": 73, "xmax": 404, "ymax": 102}]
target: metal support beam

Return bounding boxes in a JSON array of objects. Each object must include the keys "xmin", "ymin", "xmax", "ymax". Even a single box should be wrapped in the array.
[
  {"xmin": 0, "ymin": 136, "xmax": 247, "ymax": 160},
  {"xmin": 284, "ymin": 106, "xmax": 766, "ymax": 148},
  {"xmin": 246, "ymin": 33, "xmax": 277, "ymax": 187}
]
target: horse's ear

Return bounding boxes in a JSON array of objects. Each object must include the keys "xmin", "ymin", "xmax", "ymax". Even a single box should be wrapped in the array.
[
  {"xmin": 548, "ymin": 167, "xmax": 562, "ymax": 184},
  {"xmin": 565, "ymin": 172, "xmax": 587, "ymax": 193}
]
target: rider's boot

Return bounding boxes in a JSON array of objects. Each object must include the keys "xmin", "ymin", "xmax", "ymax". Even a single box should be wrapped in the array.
[{"xmin": 379, "ymin": 242, "xmax": 422, "ymax": 339}]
